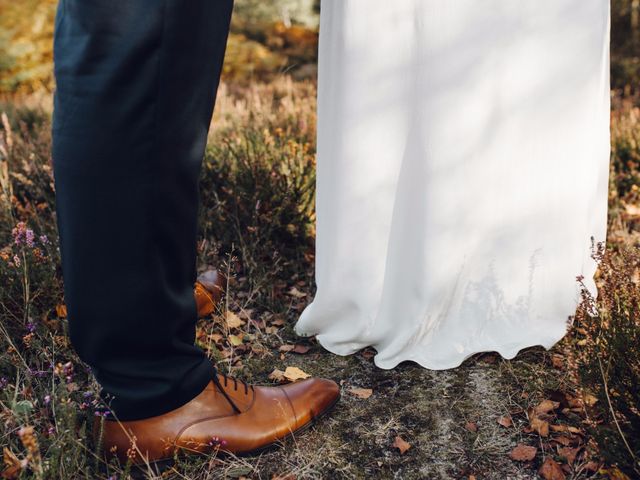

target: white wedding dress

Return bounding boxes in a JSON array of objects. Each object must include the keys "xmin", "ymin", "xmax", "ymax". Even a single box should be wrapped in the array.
[{"xmin": 294, "ymin": 0, "xmax": 611, "ymax": 369}]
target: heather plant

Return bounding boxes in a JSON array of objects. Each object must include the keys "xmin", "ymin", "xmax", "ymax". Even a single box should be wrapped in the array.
[
  {"xmin": 573, "ymin": 242, "xmax": 640, "ymax": 477},
  {"xmin": 200, "ymin": 79, "xmax": 317, "ymax": 293}
]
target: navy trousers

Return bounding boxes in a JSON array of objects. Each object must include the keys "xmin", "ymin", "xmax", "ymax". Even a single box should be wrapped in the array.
[{"xmin": 52, "ymin": 0, "xmax": 234, "ymax": 421}]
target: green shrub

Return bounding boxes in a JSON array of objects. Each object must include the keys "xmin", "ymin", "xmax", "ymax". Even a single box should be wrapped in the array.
[{"xmin": 573, "ymin": 242, "xmax": 640, "ymax": 477}]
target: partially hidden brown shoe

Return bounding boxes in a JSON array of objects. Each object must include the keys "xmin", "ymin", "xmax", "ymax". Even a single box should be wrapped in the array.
[
  {"xmin": 194, "ymin": 269, "xmax": 226, "ymax": 318},
  {"xmin": 94, "ymin": 368, "xmax": 340, "ymax": 467}
]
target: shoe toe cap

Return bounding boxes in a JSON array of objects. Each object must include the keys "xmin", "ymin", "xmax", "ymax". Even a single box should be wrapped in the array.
[{"xmin": 282, "ymin": 377, "xmax": 340, "ymax": 422}]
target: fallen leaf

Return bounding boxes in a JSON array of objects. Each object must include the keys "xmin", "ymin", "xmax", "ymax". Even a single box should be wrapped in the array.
[
  {"xmin": 283, "ymin": 367, "xmax": 310, "ymax": 382},
  {"xmin": 348, "ymin": 388, "xmax": 373, "ymax": 399},
  {"xmin": 530, "ymin": 412, "xmax": 550, "ymax": 437},
  {"xmin": 287, "ymin": 287, "xmax": 307, "ymax": 298},
  {"xmin": 552, "ymin": 435, "xmax": 578, "ymax": 447},
  {"xmin": 535, "ymin": 400, "xmax": 561, "ymax": 416},
  {"xmin": 1, "ymin": 447, "xmax": 26, "ymax": 480},
  {"xmin": 604, "ymin": 466, "xmax": 632, "ymax": 480},
  {"xmin": 624, "ymin": 203, "xmax": 640, "ymax": 217},
  {"xmin": 361, "ymin": 349, "xmax": 376, "ymax": 360},
  {"xmin": 551, "ymin": 355, "xmax": 565, "ymax": 369},
  {"xmin": 225, "ymin": 311, "xmax": 244, "ymax": 329},
  {"xmin": 509, "ymin": 444, "xmax": 537, "ymax": 462},
  {"xmin": 268, "ymin": 369, "xmax": 286, "ymax": 383},
  {"xmin": 279, "ymin": 344, "xmax": 311, "ymax": 354},
  {"xmin": 270, "ymin": 318, "xmax": 286, "ymax": 326},
  {"xmin": 465, "ymin": 422, "xmax": 478, "ymax": 433},
  {"xmin": 583, "ymin": 393, "xmax": 598, "ymax": 407},
  {"xmin": 228, "ymin": 334, "xmax": 243, "ymax": 346},
  {"xmin": 550, "ymin": 425, "xmax": 582, "ymax": 435},
  {"xmin": 271, "ymin": 474, "xmax": 296, "ymax": 480},
  {"xmin": 583, "ymin": 461, "xmax": 601, "ymax": 472},
  {"xmin": 557, "ymin": 446, "xmax": 580, "ymax": 465},
  {"xmin": 392, "ymin": 435, "xmax": 411, "ymax": 454},
  {"xmin": 55, "ymin": 304, "xmax": 67, "ymax": 318},
  {"xmin": 497, "ymin": 415, "xmax": 513, "ymax": 428},
  {"xmin": 539, "ymin": 457, "xmax": 566, "ymax": 480}
]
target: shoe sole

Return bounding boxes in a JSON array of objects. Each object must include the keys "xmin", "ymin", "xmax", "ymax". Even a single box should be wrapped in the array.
[{"xmin": 124, "ymin": 391, "xmax": 341, "ymax": 477}]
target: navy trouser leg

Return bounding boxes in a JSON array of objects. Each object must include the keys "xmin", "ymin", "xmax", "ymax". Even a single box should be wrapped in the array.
[{"xmin": 52, "ymin": 0, "xmax": 233, "ymax": 421}]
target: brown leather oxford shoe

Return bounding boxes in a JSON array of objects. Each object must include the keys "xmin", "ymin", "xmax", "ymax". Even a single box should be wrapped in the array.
[
  {"xmin": 194, "ymin": 269, "xmax": 226, "ymax": 318},
  {"xmin": 94, "ymin": 368, "xmax": 340, "ymax": 468}
]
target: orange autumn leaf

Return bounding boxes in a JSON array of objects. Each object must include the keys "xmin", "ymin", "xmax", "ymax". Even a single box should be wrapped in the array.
[
  {"xmin": 509, "ymin": 444, "xmax": 537, "ymax": 462},
  {"xmin": 283, "ymin": 367, "xmax": 310, "ymax": 382},
  {"xmin": 534, "ymin": 399, "xmax": 561, "ymax": 416},
  {"xmin": 539, "ymin": 457, "xmax": 566, "ymax": 480},
  {"xmin": 497, "ymin": 415, "xmax": 513, "ymax": 428},
  {"xmin": 392, "ymin": 435, "xmax": 411, "ymax": 454},
  {"xmin": 348, "ymin": 388, "xmax": 373, "ymax": 399},
  {"xmin": 55, "ymin": 304, "xmax": 67, "ymax": 318}
]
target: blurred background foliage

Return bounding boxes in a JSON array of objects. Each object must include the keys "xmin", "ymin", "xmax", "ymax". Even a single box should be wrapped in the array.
[
  {"xmin": 0, "ymin": 0, "xmax": 321, "ymax": 95},
  {"xmin": 1, "ymin": 0, "xmax": 636, "ymax": 96}
]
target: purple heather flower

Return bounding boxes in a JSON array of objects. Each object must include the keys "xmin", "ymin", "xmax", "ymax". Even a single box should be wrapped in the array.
[
  {"xmin": 0, "ymin": 377, "xmax": 7, "ymax": 388},
  {"xmin": 83, "ymin": 391, "xmax": 94, "ymax": 398},
  {"xmin": 25, "ymin": 321, "xmax": 36, "ymax": 333},
  {"xmin": 12, "ymin": 255, "xmax": 20, "ymax": 267},
  {"xmin": 25, "ymin": 229, "xmax": 35, "ymax": 248},
  {"xmin": 39, "ymin": 234, "xmax": 49, "ymax": 245},
  {"xmin": 12, "ymin": 222, "xmax": 25, "ymax": 245},
  {"xmin": 44, "ymin": 395, "xmax": 51, "ymax": 405}
]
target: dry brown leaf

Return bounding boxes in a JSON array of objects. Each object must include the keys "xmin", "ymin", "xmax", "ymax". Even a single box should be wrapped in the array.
[
  {"xmin": 624, "ymin": 203, "xmax": 640, "ymax": 217},
  {"xmin": 283, "ymin": 367, "xmax": 310, "ymax": 382},
  {"xmin": 287, "ymin": 287, "xmax": 307, "ymax": 298},
  {"xmin": 279, "ymin": 344, "xmax": 311, "ymax": 355},
  {"xmin": 583, "ymin": 393, "xmax": 598, "ymax": 407},
  {"xmin": 550, "ymin": 425, "xmax": 582, "ymax": 435},
  {"xmin": 531, "ymin": 417, "xmax": 550, "ymax": 437},
  {"xmin": 552, "ymin": 435, "xmax": 578, "ymax": 447},
  {"xmin": 551, "ymin": 355, "xmax": 565, "ymax": 369},
  {"xmin": 225, "ymin": 311, "xmax": 245, "ymax": 329},
  {"xmin": 270, "ymin": 318, "xmax": 286, "ymax": 326},
  {"xmin": 1, "ymin": 447, "xmax": 25, "ymax": 480},
  {"xmin": 361, "ymin": 349, "xmax": 376, "ymax": 359},
  {"xmin": 55, "ymin": 304, "xmax": 67, "ymax": 318},
  {"xmin": 535, "ymin": 400, "xmax": 561, "ymax": 416},
  {"xmin": 539, "ymin": 457, "xmax": 566, "ymax": 480},
  {"xmin": 465, "ymin": 422, "xmax": 478, "ymax": 433},
  {"xmin": 509, "ymin": 444, "xmax": 537, "ymax": 462},
  {"xmin": 557, "ymin": 446, "xmax": 580, "ymax": 465},
  {"xmin": 603, "ymin": 466, "xmax": 631, "ymax": 480},
  {"xmin": 348, "ymin": 388, "xmax": 373, "ymax": 399},
  {"xmin": 268, "ymin": 369, "xmax": 286, "ymax": 382},
  {"xmin": 392, "ymin": 435, "xmax": 411, "ymax": 454},
  {"xmin": 271, "ymin": 474, "xmax": 296, "ymax": 480},
  {"xmin": 207, "ymin": 333, "xmax": 224, "ymax": 344},
  {"xmin": 497, "ymin": 415, "xmax": 513, "ymax": 428}
]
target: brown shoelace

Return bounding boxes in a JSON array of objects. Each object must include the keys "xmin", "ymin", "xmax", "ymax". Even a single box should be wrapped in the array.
[{"xmin": 211, "ymin": 367, "xmax": 255, "ymax": 414}]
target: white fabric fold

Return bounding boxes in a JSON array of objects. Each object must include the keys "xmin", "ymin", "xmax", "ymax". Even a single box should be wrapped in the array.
[{"xmin": 295, "ymin": 0, "xmax": 611, "ymax": 369}]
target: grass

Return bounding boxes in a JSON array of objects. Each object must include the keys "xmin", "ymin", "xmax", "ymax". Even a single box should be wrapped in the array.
[{"xmin": 0, "ymin": 79, "xmax": 639, "ymax": 479}]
